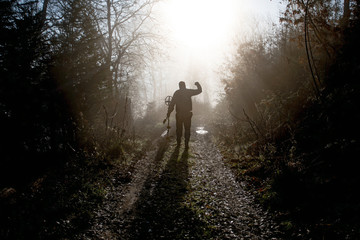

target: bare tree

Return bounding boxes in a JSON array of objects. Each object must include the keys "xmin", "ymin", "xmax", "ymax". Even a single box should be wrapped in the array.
[
  {"xmin": 87, "ymin": 0, "xmax": 163, "ymax": 136},
  {"xmin": 92, "ymin": 0, "xmax": 160, "ymax": 98}
]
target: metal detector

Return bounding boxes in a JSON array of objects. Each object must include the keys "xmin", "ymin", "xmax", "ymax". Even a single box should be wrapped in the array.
[{"xmin": 163, "ymin": 96, "xmax": 172, "ymax": 138}]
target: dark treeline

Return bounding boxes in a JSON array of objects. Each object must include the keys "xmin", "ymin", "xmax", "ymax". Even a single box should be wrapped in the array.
[
  {"xmin": 1, "ymin": 0, "xmax": 360, "ymax": 239},
  {"xmin": 0, "ymin": 0, "xmax": 157, "ymax": 186},
  {"xmin": 0, "ymin": 0, "xmax": 158, "ymax": 238},
  {"xmin": 215, "ymin": 0, "xmax": 360, "ymax": 238}
]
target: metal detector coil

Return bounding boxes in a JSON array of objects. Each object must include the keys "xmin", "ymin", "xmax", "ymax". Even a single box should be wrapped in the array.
[{"xmin": 165, "ymin": 95, "xmax": 172, "ymax": 106}]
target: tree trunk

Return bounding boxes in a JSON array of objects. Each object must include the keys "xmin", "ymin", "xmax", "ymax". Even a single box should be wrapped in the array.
[
  {"xmin": 106, "ymin": 0, "xmax": 113, "ymax": 96},
  {"xmin": 40, "ymin": 0, "xmax": 49, "ymax": 27},
  {"xmin": 342, "ymin": 0, "xmax": 350, "ymax": 29}
]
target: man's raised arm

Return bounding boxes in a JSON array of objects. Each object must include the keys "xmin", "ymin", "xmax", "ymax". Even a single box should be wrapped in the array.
[{"xmin": 191, "ymin": 82, "xmax": 202, "ymax": 96}]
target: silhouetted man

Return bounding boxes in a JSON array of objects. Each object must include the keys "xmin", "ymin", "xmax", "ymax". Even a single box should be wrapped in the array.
[{"xmin": 167, "ymin": 81, "xmax": 202, "ymax": 149}]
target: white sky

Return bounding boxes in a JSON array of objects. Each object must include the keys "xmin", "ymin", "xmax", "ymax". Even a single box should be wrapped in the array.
[{"xmin": 148, "ymin": 0, "xmax": 285, "ymax": 108}]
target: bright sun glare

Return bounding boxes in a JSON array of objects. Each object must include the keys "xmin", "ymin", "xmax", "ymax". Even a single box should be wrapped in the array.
[
  {"xmin": 161, "ymin": 0, "xmax": 237, "ymax": 52},
  {"xmin": 157, "ymin": 0, "xmax": 282, "ymax": 106}
]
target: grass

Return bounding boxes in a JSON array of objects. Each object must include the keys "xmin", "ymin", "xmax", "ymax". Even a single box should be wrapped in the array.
[{"xmin": 0, "ymin": 137, "xmax": 149, "ymax": 240}]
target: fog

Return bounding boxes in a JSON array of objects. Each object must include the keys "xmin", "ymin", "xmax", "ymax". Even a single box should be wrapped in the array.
[
  {"xmin": 137, "ymin": 0, "xmax": 285, "ymax": 114},
  {"xmin": 3, "ymin": 1, "xmax": 359, "ymax": 238}
]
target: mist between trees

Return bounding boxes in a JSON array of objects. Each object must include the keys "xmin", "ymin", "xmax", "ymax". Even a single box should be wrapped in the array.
[
  {"xmin": 1, "ymin": 0, "xmax": 162, "ymax": 184},
  {"xmin": 1, "ymin": 0, "xmax": 360, "ymax": 239},
  {"xmin": 213, "ymin": 1, "xmax": 360, "ymax": 238}
]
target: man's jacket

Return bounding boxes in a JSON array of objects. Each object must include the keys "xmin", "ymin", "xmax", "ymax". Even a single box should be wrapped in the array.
[{"xmin": 168, "ymin": 83, "xmax": 202, "ymax": 115}]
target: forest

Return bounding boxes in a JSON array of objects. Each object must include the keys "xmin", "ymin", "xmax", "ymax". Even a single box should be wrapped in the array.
[{"xmin": 1, "ymin": 0, "xmax": 360, "ymax": 239}]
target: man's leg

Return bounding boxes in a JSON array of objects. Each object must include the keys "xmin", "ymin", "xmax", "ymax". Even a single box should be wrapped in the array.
[
  {"xmin": 176, "ymin": 114, "xmax": 183, "ymax": 146},
  {"xmin": 184, "ymin": 112, "xmax": 192, "ymax": 148}
]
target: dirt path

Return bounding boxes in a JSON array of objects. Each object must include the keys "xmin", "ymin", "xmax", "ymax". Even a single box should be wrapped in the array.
[{"xmin": 76, "ymin": 127, "xmax": 282, "ymax": 240}]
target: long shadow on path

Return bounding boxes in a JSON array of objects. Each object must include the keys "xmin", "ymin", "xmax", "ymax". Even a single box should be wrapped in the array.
[{"xmin": 127, "ymin": 141, "xmax": 213, "ymax": 239}]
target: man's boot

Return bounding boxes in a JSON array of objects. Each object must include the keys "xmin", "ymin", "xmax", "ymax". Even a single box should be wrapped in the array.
[
  {"xmin": 177, "ymin": 138, "xmax": 181, "ymax": 147},
  {"xmin": 185, "ymin": 139, "xmax": 189, "ymax": 149}
]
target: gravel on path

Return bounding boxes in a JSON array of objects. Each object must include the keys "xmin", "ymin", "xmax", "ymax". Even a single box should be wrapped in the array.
[{"xmin": 76, "ymin": 128, "xmax": 282, "ymax": 240}]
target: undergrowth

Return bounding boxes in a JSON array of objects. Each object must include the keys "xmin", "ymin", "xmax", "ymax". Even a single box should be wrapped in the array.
[
  {"xmin": 215, "ymin": 87, "xmax": 360, "ymax": 239},
  {"xmin": 0, "ymin": 136, "xmax": 150, "ymax": 239},
  {"xmin": 214, "ymin": 8, "xmax": 360, "ymax": 239}
]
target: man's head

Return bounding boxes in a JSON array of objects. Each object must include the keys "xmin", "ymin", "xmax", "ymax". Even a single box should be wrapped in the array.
[{"xmin": 179, "ymin": 81, "xmax": 186, "ymax": 90}]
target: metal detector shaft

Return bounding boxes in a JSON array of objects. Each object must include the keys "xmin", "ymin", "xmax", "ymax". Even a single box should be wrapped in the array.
[{"xmin": 167, "ymin": 117, "xmax": 170, "ymax": 138}]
